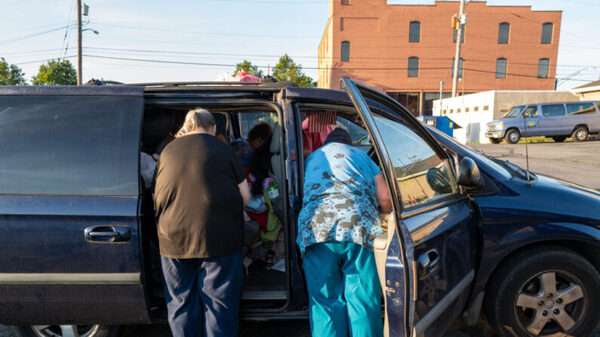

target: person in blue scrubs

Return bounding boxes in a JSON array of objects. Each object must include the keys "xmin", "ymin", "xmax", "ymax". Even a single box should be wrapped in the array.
[{"xmin": 297, "ymin": 128, "xmax": 392, "ymax": 337}]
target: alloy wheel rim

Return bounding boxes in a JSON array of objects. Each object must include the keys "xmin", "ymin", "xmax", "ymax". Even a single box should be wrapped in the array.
[
  {"xmin": 31, "ymin": 325, "xmax": 100, "ymax": 337},
  {"xmin": 514, "ymin": 271, "xmax": 586, "ymax": 336},
  {"xmin": 510, "ymin": 132, "xmax": 519, "ymax": 143},
  {"xmin": 576, "ymin": 130, "xmax": 586, "ymax": 141}
]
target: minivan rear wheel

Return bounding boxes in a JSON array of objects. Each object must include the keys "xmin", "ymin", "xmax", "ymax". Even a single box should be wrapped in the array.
[
  {"xmin": 485, "ymin": 247, "xmax": 600, "ymax": 337},
  {"xmin": 572, "ymin": 127, "xmax": 589, "ymax": 142},
  {"xmin": 505, "ymin": 129, "xmax": 521, "ymax": 144},
  {"xmin": 15, "ymin": 325, "xmax": 120, "ymax": 337}
]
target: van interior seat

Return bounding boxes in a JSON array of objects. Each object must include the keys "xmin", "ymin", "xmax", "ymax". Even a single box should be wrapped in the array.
[{"xmin": 269, "ymin": 124, "xmax": 285, "ymax": 221}]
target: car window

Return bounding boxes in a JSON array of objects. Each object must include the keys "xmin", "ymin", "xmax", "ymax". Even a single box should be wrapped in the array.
[
  {"xmin": 523, "ymin": 106, "xmax": 538, "ymax": 118},
  {"xmin": 503, "ymin": 105, "xmax": 525, "ymax": 118},
  {"xmin": 239, "ymin": 111, "xmax": 279, "ymax": 137},
  {"xmin": 336, "ymin": 116, "xmax": 371, "ymax": 145},
  {"xmin": 566, "ymin": 102, "xmax": 596, "ymax": 115},
  {"xmin": 542, "ymin": 104, "xmax": 566, "ymax": 117},
  {"xmin": 373, "ymin": 116, "xmax": 458, "ymax": 211},
  {"xmin": 0, "ymin": 96, "xmax": 140, "ymax": 196}
]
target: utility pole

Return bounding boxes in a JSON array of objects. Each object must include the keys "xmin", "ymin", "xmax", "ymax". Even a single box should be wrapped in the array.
[
  {"xmin": 77, "ymin": 0, "xmax": 82, "ymax": 85},
  {"xmin": 452, "ymin": 0, "xmax": 466, "ymax": 97}
]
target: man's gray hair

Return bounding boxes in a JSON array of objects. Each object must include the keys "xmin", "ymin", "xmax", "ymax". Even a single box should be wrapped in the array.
[{"xmin": 177, "ymin": 108, "xmax": 215, "ymax": 137}]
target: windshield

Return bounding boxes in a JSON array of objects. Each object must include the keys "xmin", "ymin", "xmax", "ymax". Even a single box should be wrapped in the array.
[
  {"xmin": 502, "ymin": 105, "xmax": 525, "ymax": 118},
  {"xmin": 424, "ymin": 126, "xmax": 514, "ymax": 180}
]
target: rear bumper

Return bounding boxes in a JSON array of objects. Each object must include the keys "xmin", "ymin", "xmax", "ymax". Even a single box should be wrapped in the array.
[{"xmin": 485, "ymin": 131, "xmax": 505, "ymax": 139}]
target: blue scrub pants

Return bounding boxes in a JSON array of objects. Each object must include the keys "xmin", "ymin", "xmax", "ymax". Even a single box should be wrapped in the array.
[
  {"xmin": 160, "ymin": 250, "xmax": 243, "ymax": 337},
  {"xmin": 302, "ymin": 241, "xmax": 383, "ymax": 337}
]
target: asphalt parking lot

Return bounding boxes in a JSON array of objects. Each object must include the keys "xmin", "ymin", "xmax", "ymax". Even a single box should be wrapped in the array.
[
  {"xmin": 1, "ymin": 141, "xmax": 599, "ymax": 337},
  {"xmin": 473, "ymin": 140, "xmax": 600, "ymax": 190}
]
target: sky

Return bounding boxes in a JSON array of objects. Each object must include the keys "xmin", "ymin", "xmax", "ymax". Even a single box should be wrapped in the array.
[{"xmin": 1, "ymin": 0, "xmax": 598, "ymax": 90}]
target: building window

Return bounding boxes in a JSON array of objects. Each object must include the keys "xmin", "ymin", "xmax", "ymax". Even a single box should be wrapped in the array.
[
  {"xmin": 409, "ymin": 21, "xmax": 421, "ymax": 42},
  {"xmin": 341, "ymin": 0, "xmax": 350, "ymax": 4},
  {"xmin": 450, "ymin": 109, "xmax": 454, "ymax": 113},
  {"xmin": 483, "ymin": 105, "xmax": 489, "ymax": 111},
  {"xmin": 451, "ymin": 58, "xmax": 464, "ymax": 78},
  {"xmin": 408, "ymin": 57, "xmax": 419, "ymax": 77},
  {"xmin": 341, "ymin": 41, "xmax": 350, "ymax": 62},
  {"xmin": 498, "ymin": 22, "xmax": 510, "ymax": 44},
  {"xmin": 474, "ymin": 106, "xmax": 479, "ymax": 112},
  {"xmin": 541, "ymin": 23, "xmax": 553, "ymax": 44},
  {"xmin": 457, "ymin": 108, "xmax": 461, "ymax": 113},
  {"xmin": 496, "ymin": 58, "xmax": 507, "ymax": 78},
  {"xmin": 465, "ymin": 107, "xmax": 470, "ymax": 112},
  {"xmin": 387, "ymin": 92, "xmax": 420, "ymax": 116},
  {"xmin": 538, "ymin": 58, "xmax": 549, "ymax": 78},
  {"xmin": 453, "ymin": 26, "xmax": 465, "ymax": 43}
]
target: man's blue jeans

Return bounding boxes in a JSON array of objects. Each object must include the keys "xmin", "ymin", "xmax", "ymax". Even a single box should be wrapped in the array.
[
  {"xmin": 302, "ymin": 241, "xmax": 383, "ymax": 337},
  {"xmin": 161, "ymin": 250, "xmax": 243, "ymax": 337}
]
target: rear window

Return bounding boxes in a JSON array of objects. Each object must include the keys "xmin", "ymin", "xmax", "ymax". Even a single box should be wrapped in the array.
[
  {"xmin": 0, "ymin": 96, "xmax": 141, "ymax": 196},
  {"xmin": 566, "ymin": 102, "xmax": 596, "ymax": 115},
  {"xmin": 541, "ymin": 104, "xmax": 566, "ymax": 117}
]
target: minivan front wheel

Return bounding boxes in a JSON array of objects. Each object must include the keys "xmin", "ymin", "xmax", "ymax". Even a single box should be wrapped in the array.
[
  {"xmin": 572, "ymin": 127, "xmax": 589, "ymax": 142},
  {"xmin": 489, "ymin": 138, "xmax": 502, "ymax": 144},
  {"xmin": 15, "ymin": 325, "xmax": 120, "ymax": 337},
  {"xmin": 505, "ymin": 129, "xmax": 521, "ymax": 144},
  {"xmin": 485, "ymin": 247, "xmax": 600, "ymax": 337}
]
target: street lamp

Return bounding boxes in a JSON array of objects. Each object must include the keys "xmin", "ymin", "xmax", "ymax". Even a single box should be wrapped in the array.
[{"xmin": 82, "ymin": 28, "xmax": 99, "ymax": 35}]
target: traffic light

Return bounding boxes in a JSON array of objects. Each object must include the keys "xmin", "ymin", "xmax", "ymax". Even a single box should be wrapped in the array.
[{"xmin": 451, "ymin": 15, "xmax": 459, "ymax": 30}]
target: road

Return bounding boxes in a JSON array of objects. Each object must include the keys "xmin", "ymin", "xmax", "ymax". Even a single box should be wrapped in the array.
[{"xmin": 1, "ymin": 141, "xmax": 599, "ymax": 337}]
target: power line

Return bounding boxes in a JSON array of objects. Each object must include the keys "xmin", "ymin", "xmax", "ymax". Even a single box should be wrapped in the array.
[
  {"xmin": 0, "ymin": 26, "xmax": 69, "ymax": 46},
  {"xmin": 91, "ymin": 22, "xmax": 320, "ymax": 39},
  {"xmin": 14, "ymin": 55, "xmax": 77, "ymax": 65},
  {"xmin": 208, "ymin": 0, "xmax": 327, "ymax": 3}
]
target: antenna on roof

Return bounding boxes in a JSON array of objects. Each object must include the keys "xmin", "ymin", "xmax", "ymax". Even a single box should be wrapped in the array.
[{"xmin": 522, "ymin": 112, "xmax": 531, "ymax": 187}]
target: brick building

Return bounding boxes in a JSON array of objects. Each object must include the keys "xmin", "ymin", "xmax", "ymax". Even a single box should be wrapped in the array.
[{"xmin": 318, "ymin": 0, "xmax": 562, "ymax": 115}]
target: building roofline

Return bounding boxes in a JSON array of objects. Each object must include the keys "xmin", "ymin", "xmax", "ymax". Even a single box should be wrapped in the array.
[
  {"xmin": 572, "ymin": 85, "xmax": 600, "ymax": 94},
  {"xmin": 571, "ymin": 80, "xmax": 600, "ymax": 93},
  {"xmin": 383, "ymin": 0, "xmax": 561, "ymax": 12}
]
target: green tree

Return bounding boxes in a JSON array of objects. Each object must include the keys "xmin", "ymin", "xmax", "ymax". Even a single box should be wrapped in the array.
[
  {"xmin": 272, "ymin": 54, "xmax": 316, "ymax": 87},
  {"xmin": 0, "ymin": 57, "xmax": 26, "ymax": 85},
  {"xmin": 31, "ymin": 59, "xmax": 77, "ymax": 85},
  {"xmin": 233, "ymin": 60, "xmax": 264, "ymax": 78}
]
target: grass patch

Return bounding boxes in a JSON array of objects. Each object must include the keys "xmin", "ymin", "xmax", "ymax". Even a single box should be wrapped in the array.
[{"xmin": 517, "ymin": 136, "xmax": 556, "ymax": 144}]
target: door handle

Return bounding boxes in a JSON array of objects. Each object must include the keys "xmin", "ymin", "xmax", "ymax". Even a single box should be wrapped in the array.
[
  {"xmin": 84, "ymin": 226, "xmax": 131, "ymax": 243},
  {"xmin": 417, "ymin": 249, "xmax": 440, "ymax": 278}
]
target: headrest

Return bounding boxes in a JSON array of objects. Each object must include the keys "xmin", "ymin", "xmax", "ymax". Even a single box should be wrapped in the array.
[{"xmin": 270, "ymin": 124, "xmax": 281, "ymax": 154}]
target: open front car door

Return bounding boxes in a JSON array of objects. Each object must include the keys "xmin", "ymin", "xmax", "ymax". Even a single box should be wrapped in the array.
[{"xmin": 341, "ymin": 78, "xmax": 477, "ymax": 337}]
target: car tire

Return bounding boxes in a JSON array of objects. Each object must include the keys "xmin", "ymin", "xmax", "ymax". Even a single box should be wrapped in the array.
[
  {"xmin": 572, "ymin": 127, "xmax": 589, "ymax": 142},
  {"xmin": 485, "ymin": 247, "xmax": 600, "ymax": 337},
  {"xmin": 14, "ymin": 325, "xmax": 121, "ymax": 337},
  {"xmin": 552, "ymin": 136, "xmax": 567, "ymax": 143},
  {"xmin": 489, "ymin": 138, "xmax": 502, "ymax": 144},
  {"xmin": 505, "ymin": 129, "xmax": 521, "ymax": 144}
]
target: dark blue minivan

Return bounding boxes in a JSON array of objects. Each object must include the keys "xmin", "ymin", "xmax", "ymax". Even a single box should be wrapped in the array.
[{"xmin": 1, "ymin": 79, "xmax": 599, "ymax": 337}]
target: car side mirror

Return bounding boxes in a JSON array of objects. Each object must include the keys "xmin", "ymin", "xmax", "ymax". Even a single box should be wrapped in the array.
[
  {"xmin": 458, "ymin": 157, "xmax": 485, "ymax": 189},
  {"xmin": 426, "ymin": 167, "xmax": 453, "ymax": 194}
]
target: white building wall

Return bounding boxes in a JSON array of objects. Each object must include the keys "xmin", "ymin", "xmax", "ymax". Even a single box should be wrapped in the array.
[{"xmin": 432, "ymin": 91, "xmax": 495, "ymax": 144}]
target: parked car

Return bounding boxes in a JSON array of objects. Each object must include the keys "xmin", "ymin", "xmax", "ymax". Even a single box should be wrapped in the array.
[
  {"xmin": 485, "ymin": 101, "xmax": 600, "ymax": 143},
  {"xmin": 1, "ymin": 79, "xmax": 599, "ymax": 337}
]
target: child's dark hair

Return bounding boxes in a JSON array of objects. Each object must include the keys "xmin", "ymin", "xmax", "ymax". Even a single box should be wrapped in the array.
[
  {"xmin": 247, "ymin": 122, "xmax": 272, "ymax": 143},
  {"xmin": 249, "ymin": 136, "xmax": 273, "ymax": 196}
]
